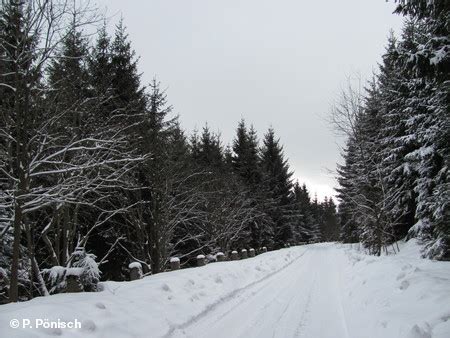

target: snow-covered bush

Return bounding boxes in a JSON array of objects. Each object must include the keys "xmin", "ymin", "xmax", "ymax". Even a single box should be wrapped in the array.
[
  {"xmin": 42, "ymin": 248, "xmax": 100, "ymax": 294},
  {"xmin": 69, "ymin": 247, "xmax": 100, "ymax": 292},
  {"xmin": 41, "ymin": 266, "xmax": 67, "ymax": 294}
]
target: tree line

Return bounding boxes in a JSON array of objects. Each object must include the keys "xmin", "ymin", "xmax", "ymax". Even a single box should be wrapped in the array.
[
  {"xmin": 335, "ymin": 0, "xmax": 449, "ymax": 259},
  {"xmin": 0, "ymin": 0, "xmax": 337, "ymax": 303}
]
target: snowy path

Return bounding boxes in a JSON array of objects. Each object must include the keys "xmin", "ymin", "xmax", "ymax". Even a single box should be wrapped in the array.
[
  {"xmin": 1, "ymin": 241, "xmax": 450, "ymax": 338},
  {"xmin": 167, "ymin": 245, "xmax": 349, "ymax": 338}
]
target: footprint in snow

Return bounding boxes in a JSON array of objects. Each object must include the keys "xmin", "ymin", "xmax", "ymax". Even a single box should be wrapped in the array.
[
  {"xmin": 406, "ymin": 323, "xmax": 432, "ymax": 338},
  {"xmin": 397, "ymin": 272, "xmax": 406, "ymax": 280},
  {"xmin": 81, "ymin": 319, "xmax": 97, "ymax": 332},
  {"xmin": 161, "ymin": 283, "xmax": 171, "ymax": 292},
  {"xmin": 215, "ymin": 276, "xmax": 223, "ymax": 284},
  {"xmin": 399, "ymin": 280, "xmax": 410, "ymax": 290},
  {"xmin": 95, "ymin": 302, "xmax": 106, "ymax": 309},
  {"xmin": 402, "ymin": 264, "xmax": 413, "ymax": 271},
  {"xmin": 40, "ymin": 327, "xmax": 62, "ymax": 336}
]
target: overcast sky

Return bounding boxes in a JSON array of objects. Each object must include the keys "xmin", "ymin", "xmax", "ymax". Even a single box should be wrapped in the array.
[{"xmin": 95, "ymin": 0, "xmax": 403, "ymax": 201}]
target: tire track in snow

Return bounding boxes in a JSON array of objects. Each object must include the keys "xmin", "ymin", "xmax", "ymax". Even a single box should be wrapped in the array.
[
  {"xmin": 162, "ymin": 249, "xmax": 309, "ymax": 338},
  {"xmin": 293, "ymin": 269, "xmax": 316, "ymax": 337},
  {"xmin": 180, "ymin": 248, "xmax": 315, "ymax": 338}
]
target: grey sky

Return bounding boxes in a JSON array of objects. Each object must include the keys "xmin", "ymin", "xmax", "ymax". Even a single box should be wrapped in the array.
[{"xmin": 96, "ymin": 0, "xmax": 403, "ymax": 200}]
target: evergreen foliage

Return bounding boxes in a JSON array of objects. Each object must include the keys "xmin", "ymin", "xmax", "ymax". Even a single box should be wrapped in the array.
[{"xmin": 335, "ymin": 2, "xmax": 449, "ymax": 259}]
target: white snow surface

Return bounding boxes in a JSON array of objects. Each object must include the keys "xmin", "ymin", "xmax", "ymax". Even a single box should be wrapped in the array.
[
  {"xmin": 1, "ymin": 241, "xmax": 449, "ymax": 338},
  {"xmin": 127, "ymin": 262, "xmax": 142, "ymax": 270}
]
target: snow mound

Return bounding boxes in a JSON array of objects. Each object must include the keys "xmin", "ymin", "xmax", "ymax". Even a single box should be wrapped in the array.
[
  {"xmin": 0, "ymin": 246, "xmax": 302, "ymax": 337},
  {"xmin": 343, "ymin": 239, "xmax": 450, "ymax": 338},
  {"xmin": 128, "ymin": 262, "xmax": 142, "ymax": 269}
]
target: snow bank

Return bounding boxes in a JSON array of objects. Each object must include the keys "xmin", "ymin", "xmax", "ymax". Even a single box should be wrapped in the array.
[
  {"xmin": 1, "ymin": 242, "xmax": 449, "ymax": 338},
  {"xmin": 0, "ymin": 247, "xmax": 300, "ymax": 338},
  {"xmin": 342, "ymin": 239, "xmax": 450, "ymax": 338}
]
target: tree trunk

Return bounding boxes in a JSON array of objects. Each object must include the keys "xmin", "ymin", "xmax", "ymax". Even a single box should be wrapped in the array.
[{"xmin": 9, "ymin": 203, "xmax": 22, "ymax": 302}]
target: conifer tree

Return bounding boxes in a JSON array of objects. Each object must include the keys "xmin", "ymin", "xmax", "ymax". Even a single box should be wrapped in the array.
[
  {"xmin": 293, "ymin": 182, "xmax": 316, "ymax": 242},
  {"xmin": 260, "ymin": 128, "xmax": 296, "ymax": 247},
  {"xmin": 393, "ymin": 1, "xmax": 449, "ymax": 258},
  {"xmin": 378, "ymin": 28, "xmax": 418, "ymax": 240}
]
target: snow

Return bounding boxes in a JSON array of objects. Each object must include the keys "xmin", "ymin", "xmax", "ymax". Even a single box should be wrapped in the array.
[
  {"xmin": 1, "ymin": 242, "xmax": 449, "ymax": 338},
  {"xmin": 65, "ymin": 268, "xmax": 85, "ymax": 277},
  {"xmin": 170, "ymin": 257, "xmax": 180, "ymax": 263},
  {"xmin": 343, "ymin": 240, "xmax": 450, "ymax": 338},
  {"xmin": 128, "ymin": 262, "xmax": 142, "ymax": 270},
  {"xmin": 196, "ymin": 255, "xmax": 205, "ymax": 259}
]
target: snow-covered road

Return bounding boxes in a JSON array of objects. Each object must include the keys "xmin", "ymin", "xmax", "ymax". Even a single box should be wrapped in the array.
[
  {"xmin": 1, "ymin": 242, "xmax": 449, "ymax": 338},
  {"xmin": 168, "ymin": 245, "xmax": 349, "ymax": 338}
]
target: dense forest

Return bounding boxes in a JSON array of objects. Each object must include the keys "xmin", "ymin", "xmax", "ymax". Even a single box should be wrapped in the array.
[
  {"xmin": 335, "ymin": 1, "xmax": 449, "ymax": 259},
  {"xmin": 0, "ymin": 0, "xmax": 338, "ymax": 303}
]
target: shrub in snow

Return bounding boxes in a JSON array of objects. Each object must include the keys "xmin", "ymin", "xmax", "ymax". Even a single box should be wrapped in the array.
[
  {"xmin": 206, "ymin": 254, "xmax": 217, "ymax": 263},
  {"xmin": 128, "ymin": 262, "xmax": 143, "ymax": 281},
  {"xmin": 69, "ymin": 247, "xmax": 100, "ymax": 292},
  {"xmin": 42, "ymin": 248, "xmax": 101, "ymax": 294},
  {"xmin": 241, "ymin": 249, "xmax": 248, "ymax": 259},
  {"xmin": 65, "ymin": 268, "xmax": 85, "ymax": 293},
  {"xmin": 42, "ymin": 266, "xmax": 67, "ymax": 294}
]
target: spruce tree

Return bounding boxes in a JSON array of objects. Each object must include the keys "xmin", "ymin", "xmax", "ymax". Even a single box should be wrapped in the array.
[
  {"xmin": 336, "ymin": 138, "xmax": 360, "ymax": 243},
  {"xmin": 379, "ymin": 28, "xmax": 418, "ymax": 240},
  {"xmin": 393, "ymin": 2, "xmax": 449, "ymax": 258},
  {"xmin": 260, "ymin": 128, "xmax": 296, "ymax": 247},
  {"xmin": 293, "ymin": 182, "xmax": 316, "ymax": 242}
]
